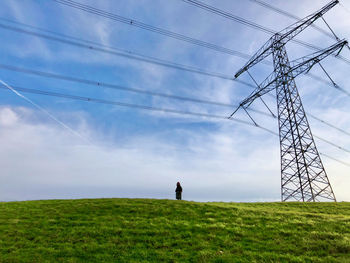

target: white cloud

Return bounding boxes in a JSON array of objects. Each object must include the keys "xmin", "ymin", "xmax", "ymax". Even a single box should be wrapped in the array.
[
  {"xmin": 0, "ymin": 106, "xmax": 348, "ymax": 202},
  {"xmin": 0, "ymin": 107, "xmax": 18, "ymax": 126}
]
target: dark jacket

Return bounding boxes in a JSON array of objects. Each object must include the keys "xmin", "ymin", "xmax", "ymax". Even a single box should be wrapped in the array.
[
  {"xmin": 175, "ymin": 185, "xmax": 182, "ymax": 200},
  {"xmin": 175, "ymin": 186, "xmax": 182, "ymax": 193}
]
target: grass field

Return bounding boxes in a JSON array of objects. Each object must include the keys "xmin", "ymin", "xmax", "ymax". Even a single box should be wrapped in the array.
[{"xmin": 0, "ymin": 198, "xmax": 349, "ymax": 262}]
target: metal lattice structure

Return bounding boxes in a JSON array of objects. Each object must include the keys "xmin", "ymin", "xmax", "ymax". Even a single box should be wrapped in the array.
[
  {"xmin": 273, "ymin": 41, "xmax": 336, "ymax": 202},
  {"xmin": 231, "ymin": 0, "xmax": 348, "ymax": 201}
]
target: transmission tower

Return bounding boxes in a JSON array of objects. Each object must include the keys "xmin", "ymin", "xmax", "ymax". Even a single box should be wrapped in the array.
[{"xmin": 231, "ymin": 0, "xmax": 348, "ymax": 202}]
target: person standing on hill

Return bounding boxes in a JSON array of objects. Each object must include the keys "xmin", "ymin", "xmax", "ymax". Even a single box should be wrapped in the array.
[{"xmin": 175, "ymin": 182, "xmax": 182, "ymax": 200}]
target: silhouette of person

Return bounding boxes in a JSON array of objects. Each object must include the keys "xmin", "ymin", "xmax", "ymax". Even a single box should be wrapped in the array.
[{"xmin": 175, "ymin": 182, "xmax": 182, "ymax": 200}]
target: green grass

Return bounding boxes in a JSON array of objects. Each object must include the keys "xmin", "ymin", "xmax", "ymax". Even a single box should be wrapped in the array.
[{"xmin": 0, "ymin": 199, "xmax": 349, "ymax": 262}]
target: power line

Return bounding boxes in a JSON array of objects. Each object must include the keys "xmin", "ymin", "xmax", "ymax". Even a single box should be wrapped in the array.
[
  {"xmin": 50, "ymin": 0, "xmax": 350, "ymax": 96},
  {"xmin": 51, "ymin": 0, "xmax": 250, "ymax": 59},
  {"xmin": 54, "ymin": 0, "xmax": 350, "ymax": 65},
  {"xmin": 1, "ymin": 21, "xmax": 349, "ymax": 141},
  {"xmin": 314, "ymin": 135, "xmax": 350, "ymax": 154},
  {"xmin": 248, "ymin": 84, "xmax": 350, "ymax": 139},
  {"xmin": 1, "ymin": 11, "xmax": 349, "ymax": 156},
  {"xmin": 5, "ymin": 2, "xmax": 342, "ymax": 107},
  {"xmin": 248, "ymin": 0, "xmax": 305, "ymax": 21},
  {"xmin": 247, "ymin": 0, "xmax": 336, "ymax": 39},
  {"xmin": 1, "ymin": 63, "xmax": 349, "ymax": 140},
  {"xmin": 0, "ymin": 17, "xmax": 251, "ymax": 63},
  {"xmin": 0, "ymin": 22, "xmax": 246, "ymax": 82},
  {"xmin": 1, "ymin": 83, "xmax": 349, "ymax": 167},
  {"xmin": 1, "ymin": 5, "xmax": 348, "ymax": 178},
  {"xmin": 179, "ymin": 0, "xmax": 350, "ymax": 65},
  {"xmin": 1, "ymin": 63, "xmax": 349, "ymax": 154},
  {"xmin": 308, "ymin": 72, "xmax": 350, "ymax": 98},
  {"xmin": 0, "ymin": 63, "xmax": 267, "ymax": 117},
  {"xmin": 260, "ymin": 92, "xmax": 350, "ymax": 139},
  {"xmin": 308, "ymin": 112, "xmax": 350, "ymax": 137},
  {"xmin": 320, "ymin": 153, "xmax": 350, "ymax": 167},
  {"xmin": 2, "ymin": 18, "xmax": 350, "ymax": 101},
  {"xmin": 180, "ymin": 0, "xmax": 275, "ymax": 34},
  {"xmin": 0, "ymin": 83, "xmax": 276, "ymax": 134}
]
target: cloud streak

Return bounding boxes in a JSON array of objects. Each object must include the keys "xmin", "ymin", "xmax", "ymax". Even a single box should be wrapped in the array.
[{"xmin": 0, "ymin": 79, "xmax": 90, "ymax": 144}]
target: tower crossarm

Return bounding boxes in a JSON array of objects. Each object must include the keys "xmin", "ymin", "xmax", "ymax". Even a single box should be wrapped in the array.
[
  {"xmin": 234, "ymin": 0, "xmax": 339, "ymax": 79},
  {"xmin": 233, "ymin": 39, "xmax": 347, "ymax": 112},
  {"xmin": 277, "ymin": 0, "xmax": 338, "ymax": 45},
  {"xmin": 288, "ymin": 39, "xmax": 347, "ymax": 75}
]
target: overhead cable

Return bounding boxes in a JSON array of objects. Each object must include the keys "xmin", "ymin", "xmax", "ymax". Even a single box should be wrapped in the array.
[
  {"xmin": 314, "ymin": 135, "xmax": 350, "ymax": 154},
  {"xmin": 1, "ymin": 63, "xmax": 349, "ymax": 139},
  {"xmin": 180, "ymin": 0, "xmax": 350, "ymax": 65},
  {"xmin": 308, "ymin": 72, "xmax": 350, "ymax": 97},
  {"xmin": 0, "ymin": 83, "xmax": 276, "ymax": 135},
  {"xmin": 0, "ymin": 63, "xmax": 265, "ymax": 117},
  {"xmin": 0, "ymin": 23, "xmax": 245, "ymax": 82},
  {"xmin": 247, "ymin": 0, "xmax": 336, "ymax": 39},
  {"xmin": 43, "ymin": 1, "xmax": 350, "ymax": 97},
  {"xmin": 2, "ymin": 18, "xmax": 349, "ymax": 100},
  {"xmin": 320, "ymin": 153, "xmax": 350, "ymax": 167},
  {"xmin": 54, "ymin": 0, "xmax": 350, "ymax": 65},
  {"xmin": 308, "ymin": 113, "xmax": 350, "ymax": 137},
  {"xmin": 1, "ymin": 65, "xmax": 349, "ymax": 154},
  {"xmin": 1, "ymin": 83, "xmax": 349, "ymax": 167},
  {"xmin": 51, "ymin": 0, "xmax": 250, "ymax": 59}
]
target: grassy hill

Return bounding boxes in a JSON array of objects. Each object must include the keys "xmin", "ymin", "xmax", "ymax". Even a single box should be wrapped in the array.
[{"xmin": 0, "ymin": 199, "xmax": 349, "ymax": 262}]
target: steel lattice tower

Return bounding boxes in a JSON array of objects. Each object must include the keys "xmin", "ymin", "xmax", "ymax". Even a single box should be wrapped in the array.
[
  {"xmin": 231, "ymin": 0, "xmax": 347, "ymax": 201},
  {"xmin": 272, "ymin": 37, "xmax": 336, "ymax": 201}
]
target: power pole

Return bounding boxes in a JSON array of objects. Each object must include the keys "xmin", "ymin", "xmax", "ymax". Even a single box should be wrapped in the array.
[{"xmin": 231, "ymin": 0, "xmax": 347, "ymax": 202}]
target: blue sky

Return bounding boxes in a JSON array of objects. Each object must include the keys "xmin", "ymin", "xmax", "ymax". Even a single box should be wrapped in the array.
[{"xmin": 0, "ymin": 0, "xmax": 349, "ymax": 202}]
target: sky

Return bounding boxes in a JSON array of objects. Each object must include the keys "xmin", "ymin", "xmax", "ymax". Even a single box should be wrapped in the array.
[{"xmin": 0, "ymin": 0, "xmax": 349, "ymax": 202}]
